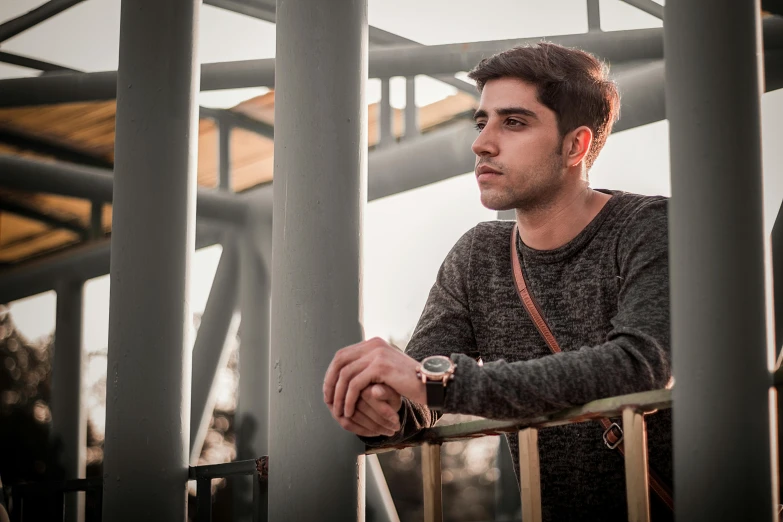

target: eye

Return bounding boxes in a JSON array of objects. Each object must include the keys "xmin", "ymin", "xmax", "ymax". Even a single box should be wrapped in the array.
[
  {"xmin": 506, "ymin": 118, "xmax": 525, "ymax": 127},
  {"xmin": 473, "ymin": 122, "xmax": 485, "ymax": 132}
]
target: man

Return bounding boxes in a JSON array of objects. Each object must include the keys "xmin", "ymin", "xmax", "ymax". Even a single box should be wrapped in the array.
[{"xmin": 324, "ymin": 42, "xmax": 672, "ymax": 521}]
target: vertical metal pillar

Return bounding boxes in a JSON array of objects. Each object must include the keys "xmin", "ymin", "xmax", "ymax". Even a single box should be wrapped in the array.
[
  {"xmin": 270, "ymin": 0, "xmax": 368, "ymax": 519},
  {"xmin": 90, "ymin": 203, "xmax": 102, "ymax": 239},
  {"xmin": 586, "ymin": 0, "xmax": 601, "ymax": 32},
  {"xmin": 103, "ymin": 0, "xmax": 200, "ymax": 520},
  {"xmin": 189, "ymin": 238, "xmax": 241, "ymax": 464},
  {"xmin": 379, "ymin": 77, "xmax": 393, "ymax": 147},
  {"xmin": 218, "ymin": 118, "xmax": 232, "ymax": 191},
  {"xmin": 494, "ymin": 437, "xmax": 521, "ymax": 521},
  {"xmin": 404, "ymin": 77, "xmax": 419, "ymax": 138},
  {"xmin": 235, "ymin": 202, "xmax": 272, "ymax": 522},
  {"xmin": 50, "ymin": 278, "xmax": 86, "ymax": 522},
  {"xmin": 666, "ymin": 1, "xmax": 775, "ymax": 520}
]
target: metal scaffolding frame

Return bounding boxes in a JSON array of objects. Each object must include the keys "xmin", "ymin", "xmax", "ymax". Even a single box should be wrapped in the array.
[{"xmin": 0, "ymin": 0, "xmax": 782, "ymax": 520}]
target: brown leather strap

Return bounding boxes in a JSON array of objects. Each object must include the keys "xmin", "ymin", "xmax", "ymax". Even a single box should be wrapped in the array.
[{"xmin": 510, "ymin": 224, "xmax": 674, "ymax": 512}]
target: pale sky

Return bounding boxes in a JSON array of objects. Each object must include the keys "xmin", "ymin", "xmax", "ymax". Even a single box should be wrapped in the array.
[{"xmin": 5, "ymin": 0, "xmax": 783, "ymax": 357}]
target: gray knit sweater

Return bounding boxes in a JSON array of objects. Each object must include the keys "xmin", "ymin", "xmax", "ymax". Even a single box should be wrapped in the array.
[{"xmin": 368, "ymin": 190, "xmax": 673, "ymax": 521}]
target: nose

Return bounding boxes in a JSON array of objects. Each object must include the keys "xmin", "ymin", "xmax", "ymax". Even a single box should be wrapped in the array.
[{"xmin": 471, "ymin": 125, "xmax": 498, "ymax": 158}]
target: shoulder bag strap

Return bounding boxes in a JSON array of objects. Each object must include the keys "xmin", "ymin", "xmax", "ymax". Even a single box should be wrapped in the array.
[{"xmin": 509, "ymin": 224, "xmax": 674, "ymax": 511}]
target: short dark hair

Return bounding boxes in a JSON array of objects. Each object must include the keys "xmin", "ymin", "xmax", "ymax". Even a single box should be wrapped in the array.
[{"xmin": 468, "ymin": 42, "xmax": 620, "ymax": 170}]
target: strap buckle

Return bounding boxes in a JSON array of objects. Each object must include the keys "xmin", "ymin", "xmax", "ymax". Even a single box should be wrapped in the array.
[{"xmin": 602, "ymin": 422, "xmax": 624, "ymax": 449}]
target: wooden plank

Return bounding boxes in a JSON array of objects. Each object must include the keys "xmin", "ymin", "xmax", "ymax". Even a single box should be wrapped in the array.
[
  {"xmin": 518, "ymin": 428, "xmax": 542, "ymax": 522},
  {"xmin": 0, "ymin": 228, "xmax": 79, "ymax": 262},
  {"xmin": 622, "ymin": 408, "xmax": 651, "ymax": 522},
  {"xmin": 421, "ymin": 443, "xmax": 442, "ymax": 522},
  {"xmin": 0, "ymin": 213, "xmax": 48, "ymax": 245}
]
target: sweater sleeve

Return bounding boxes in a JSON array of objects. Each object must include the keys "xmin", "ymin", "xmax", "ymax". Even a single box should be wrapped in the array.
[
  {"xmin": 362, "ymin": 227, "xmax": 480, "ymax": 447},
  {"xmin": 442, "ymin": 200, "xmax": 672, "ymax": 420}
]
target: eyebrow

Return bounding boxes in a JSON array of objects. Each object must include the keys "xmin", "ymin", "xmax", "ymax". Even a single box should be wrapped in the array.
[{"xmin": 473, "ymin": 106, "xmax": 540, "ymax": 122}]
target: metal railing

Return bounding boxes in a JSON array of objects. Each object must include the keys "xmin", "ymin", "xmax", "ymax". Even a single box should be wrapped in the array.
[
  {"xmin": 189, "ymin": 457, "xmax": 268, "ymax": 522},
  {"xmin": 8, "ymin": 476, "xmax": 102, "ymax": 522},
  {"xmin": 365, "ymin": 388, "xmax": 673, "ymax": 522},
  {"xmin": 6, "ymin": 458, "xmax": 268, "ymax": 522}
]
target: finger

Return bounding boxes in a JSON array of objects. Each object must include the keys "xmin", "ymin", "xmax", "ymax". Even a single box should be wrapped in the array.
[
  {"xmin": 362, "ymin": 386, "xmax": 400, "ymax": 419},
  {"xmin": 333, "ymin": 356, "xmax": 375, "ymax": 418},
  {"xmin": 357, "ymin": 397, "xmax": 399, "ymax": 431},
  {"xmin": 344, "ymin": 368, "xmax": 376, "ymax": 418},
  {"xmin": 323, "ymin": 338, "xmax": 384, "ymax": 404},
  {"xmin": 350, "ymin": 408, "xmax": 396, "ymax": 437},
  {"xmin": 337, "ymin": 416, "xmax": 376, "ymax": 438},
  {"xmin": 370, "ymin": 384, "xmax": 403, "ymax": 410}
]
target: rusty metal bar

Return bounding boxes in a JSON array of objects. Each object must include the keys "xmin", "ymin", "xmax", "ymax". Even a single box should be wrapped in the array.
[
  {"xmin": 622, "ymin": 409, "xmax": 651, "ymax": 522},
  {"xmin": 518, "ymin": 429, "xmax": 542, "ymax": 522},
  {"xmin": 421, "ymin": 443, "xmax": 442, "ymax": 522}
]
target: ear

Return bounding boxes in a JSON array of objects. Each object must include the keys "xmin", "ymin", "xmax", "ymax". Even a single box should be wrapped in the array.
[{"xmin": 561, "ymin": 126, "xmax": 593, "ymax": 169}]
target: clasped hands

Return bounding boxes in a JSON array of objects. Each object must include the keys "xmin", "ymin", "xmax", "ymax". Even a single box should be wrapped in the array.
[{"xmin": 322, "ymin": 337, "xmax": 427, "ymax": 438}]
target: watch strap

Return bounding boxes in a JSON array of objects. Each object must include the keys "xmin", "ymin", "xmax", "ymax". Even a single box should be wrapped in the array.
[{"xmin": 425, "ymin": 380, "xmax": 447, "ymax": 410}]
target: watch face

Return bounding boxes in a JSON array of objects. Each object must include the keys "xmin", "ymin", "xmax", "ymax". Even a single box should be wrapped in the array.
[{"xmin": 422, "ymin": 356, "xmax": 452, "ymax": 373}]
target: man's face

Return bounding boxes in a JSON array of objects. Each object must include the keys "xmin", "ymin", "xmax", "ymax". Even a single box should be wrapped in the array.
[{"xmin": 472, "ymin": 77, "xmax": 566, "ymax": 211}]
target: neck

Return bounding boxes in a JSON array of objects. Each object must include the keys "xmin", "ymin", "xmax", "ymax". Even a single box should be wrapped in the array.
[{"xmin": 515, "ymin": 183, "xmax": 611, "ymax": 250}]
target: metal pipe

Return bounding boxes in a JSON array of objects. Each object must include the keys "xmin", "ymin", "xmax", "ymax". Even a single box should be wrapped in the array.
[
  {"xmin": 404, "ymin": 77, "xmax": 419, "ymax": 138},
  {"xmin": 0, "ymin": 226, "xmax": 221, "ymax": 305},
  {"xmin": 269, "ymin": 0, "xmax": 367, "ymax": 518},
  {"xmin": 4, "ymin": 20, "xmax": 781, "ymax": 107},
  {"xmin": 218, "ymin": 119, "xmax": 232, "ymax": 190},
  {"xmin": 366, "ymin": 455, "xmax": 401, "ymax": 522},
  {"xmin": 1, "ymin": 23, "xmax": 730, "ymax": 107},
  {"xmin": 235, "ymin": 203, "xmax": 272, "ymax": 522},
  {"xmin": 102, "ymin": 0, "xmax": 200, "ymax": 519},
  {"xmin": 6, "ymin": 51, "xmax": 774, "ymax": 307},
  {"xmin": 90, "ymin": 202, "xmax": 102, "ymax": 239},
  {"xmin": 379, "ymin": 78, "xmax": 393, "ymax": 147},
  {"xmin": 0, "ymin": 154, "xmax": 248, "ymax": 225},
  {"xmin": 0, "ymin": 0, "xmax": 87, "ymax": 43},
  {"xmin": 666, "ymin": 1, "xmax": 774, "ymax": 520},
  {"xmin": 621, "ymin": 0, "xmax": 664, "ymax": 20},
  {"xmin": 494, "ymin": 436, "xmax": 521, "ymax": 520},
  {"xmin": 189, "ymin": 238, "xmax": 241, "ymax": 464},
  {"xmin": 50, "ymin": 278, "xmax": 87, "ymax": 522},
  {"xmin": 586, "ymin": 0, "xmax": 601, "ymax": 31}
]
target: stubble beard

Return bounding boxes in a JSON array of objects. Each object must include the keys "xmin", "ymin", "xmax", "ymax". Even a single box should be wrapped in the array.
[{"xmin": 483, "ymin": 150, "xmax": 566, "ymax": 213}]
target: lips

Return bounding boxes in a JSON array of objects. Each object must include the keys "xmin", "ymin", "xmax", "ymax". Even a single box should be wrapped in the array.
[
  {"xmin": 476, "ymin": 165, "xmax": 502, "ymax": 182},
  {"xmin": 476, "ymin": 165, "xmax": 501, "ymax": 176}
]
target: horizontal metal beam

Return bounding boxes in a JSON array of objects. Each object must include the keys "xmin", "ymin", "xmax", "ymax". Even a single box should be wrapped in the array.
[
  {"xmin": 0, "ymin": 24, "xmax": 705, "ymax": 107},
  {"xmin": 0, "ymin": 50, "xmax": 79, "ymax": 72},
  {"xmin": 200, "ymin": 106, "xmax": 274, "ymax": 140},
  {"xmin": 0, "ymin": 225, "xmax": 221, "ymax": 304},
  {"xmin": 0, "ymin": 0, "xmax": 87, "ymax": 43},
  {"xmin": 0, "ymin": 126, "xmax": 113, "ymax": 168},
  {"xmin": 621, "ymin": 0, "xmax": 664, "ymax": 20},
  {"xmin": 204, "ymin": 0, "xmax": 476, "ymax": 96},
  {"xmin": 0, "ymin": 154, "xmax": 249, "ymax": 225},
  {"xmin": 0, "ymin": 196, "xmax": 89, "ymax": 238},
  {"xmin": 366, "ymin": 26, "xmax": 477, "ymax": 97},
  {"xmin": 204, "ymin": 0, "xmax": 275, "ymax": 22},
  {"xmin": 366, "ymin": 388, "xmax": 672, "ymax": 454},
  {"xmin": 4, "ymin": 52, "xmax": 782, "ymax": 304}
]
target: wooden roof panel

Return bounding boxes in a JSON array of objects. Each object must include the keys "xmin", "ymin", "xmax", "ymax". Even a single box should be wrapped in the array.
[{"xmin": 0, "ymin": 89, "xmax": 476, "ymax": 265}]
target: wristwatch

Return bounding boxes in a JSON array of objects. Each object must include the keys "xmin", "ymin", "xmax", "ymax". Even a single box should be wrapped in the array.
[{"xmin": 416, "ymin": 355, "xmax": 456, "ymax": 411}]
